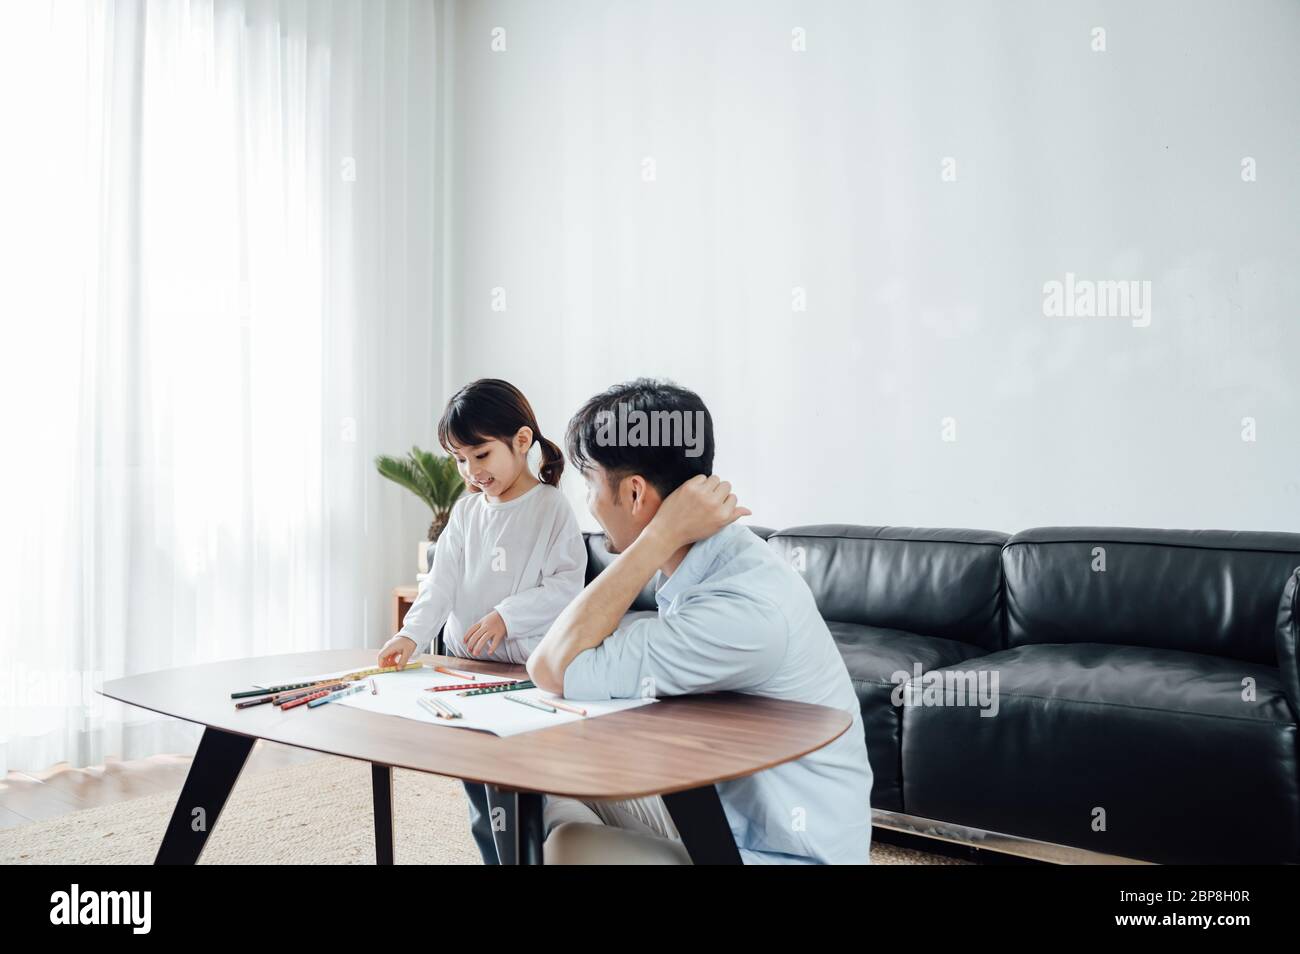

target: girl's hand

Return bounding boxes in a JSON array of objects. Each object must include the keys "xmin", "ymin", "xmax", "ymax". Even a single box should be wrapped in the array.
[
  {"xmin": 378, "ymin": 634, "xmax": 417, "ymax": 670},
  {"xmin": 464, "ymin": 610, "xmax": 508, "ymax": 657}
]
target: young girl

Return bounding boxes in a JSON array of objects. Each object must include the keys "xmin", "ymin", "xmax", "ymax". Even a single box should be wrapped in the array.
[{"xmin": 377, "ymin": 378, "xmax": 587, "ymax": 863}]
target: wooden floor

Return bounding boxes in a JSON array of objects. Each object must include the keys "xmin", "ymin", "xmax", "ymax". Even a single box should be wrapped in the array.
[{"xmin": 0, "ymin": 742, "xmax": 328, "ymax": 831}]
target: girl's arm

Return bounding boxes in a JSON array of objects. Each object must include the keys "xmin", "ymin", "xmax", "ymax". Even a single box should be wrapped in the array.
[
  {"xmin": 396, "ymin": 501, "xmax": 465, "ymax": 655},
  {"xmin": 493, "ymin": 505, "xmax": 588, "ymax": 639}
]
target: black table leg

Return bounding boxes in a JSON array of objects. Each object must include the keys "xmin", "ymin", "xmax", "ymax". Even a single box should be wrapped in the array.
[
  {"xmin": 155, "ymin": 727, "xmax": 255, "ymax": 864},
  {"xmin": 517, "ymin": 791, "xmax": 545, "ymax": 864},
  {"xmin": 372, "ymin": 763, "xmax": 394, "ymax": 865},
  {"xmin": 663, "ymin": 785, "xmax": 743, "ymax": 864}
]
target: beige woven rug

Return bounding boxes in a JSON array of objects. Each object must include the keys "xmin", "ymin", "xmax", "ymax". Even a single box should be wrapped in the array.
[{"xmin": 0, "ymin": 756, "xmax": 964, "ymax": 865}]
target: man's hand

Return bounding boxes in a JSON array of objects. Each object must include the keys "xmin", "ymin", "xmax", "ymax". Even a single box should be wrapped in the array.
[
  {"xmin": 527, "ymin": 474, "xmax": 751, "ymax": 695},
  {"xmin": 464, "ymin": 610, "xmax": 508, "ymax": 657},
  {"xmin": 378, "ymin": 634, "xmax": 417, "ymax": 670},
  {"xmin": 648, "ymin": 474, "xmax": 752, "ymax": 552}
]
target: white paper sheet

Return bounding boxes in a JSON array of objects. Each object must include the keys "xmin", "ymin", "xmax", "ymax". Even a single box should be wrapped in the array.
[{"xmin": 252, "ymin": 665, "xmax": 654, "ymax": 737}]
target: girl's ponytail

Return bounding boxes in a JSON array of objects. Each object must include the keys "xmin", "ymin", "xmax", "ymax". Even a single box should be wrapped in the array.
[{"xmin": 537, "ymin": 434, "xmax": 565, "ymax": 487}]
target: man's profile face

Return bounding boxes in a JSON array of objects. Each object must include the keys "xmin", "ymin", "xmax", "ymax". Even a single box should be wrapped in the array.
[{"xmin": 582, "ymin": 464, "xmax": 659, "ymax": 554}]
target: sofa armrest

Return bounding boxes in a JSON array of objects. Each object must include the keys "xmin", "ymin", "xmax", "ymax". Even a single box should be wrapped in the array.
[{"xmin": 1276, "ymin": 567, "xmax": 1300, "ymax": 721}]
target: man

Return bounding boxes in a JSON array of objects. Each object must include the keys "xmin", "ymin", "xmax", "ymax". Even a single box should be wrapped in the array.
[{"xmin": 528, "ymin": 378, "xmax": 873, "ymax": 864}]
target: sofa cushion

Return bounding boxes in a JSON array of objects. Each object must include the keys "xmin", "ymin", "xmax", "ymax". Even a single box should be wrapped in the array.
[
  {"xmin": 767, "ymin": 526, "xmax": 1009, "ymax": 652},
  {"xmin": 828, "ymin": 621, "xmax": 989, "ymax": 811},
  {"xmin": 1004, "ymin": 527, "xmax": 1300, "ymax": 664},
  {"xmin": 901, "ymin": 642, "xmax": 1300, "ymax": 863}
]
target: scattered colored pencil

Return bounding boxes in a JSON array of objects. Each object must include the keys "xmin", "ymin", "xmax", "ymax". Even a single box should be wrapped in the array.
[
  {"xmin": 458, "ymin": 680, "xmax": 536, "ymax": 697},
  {"xmin": 427, "ymin": 680, "xmax": 518, "ymax": 693},
  {"xmin": 307, "ymin": 683, "xmax": 367, "ymax": 708},
  {"xmin": 272, "ymin": 682, "xmax": 349, "ymax": 706},
  {"xmin": 282, "ymin": 687, "xmax": 334, "ymax": 711},
  {"xmin": 543, "ymin": 697, "xmax": 587, "ymax": 717},
  {"xmin": 231, "ymin": 662, "xmax": 421, "ymax": 701},
  {"xmin": 434, "ymin": 665, "xmax": 479, "ymax": 680},
  {"xmin": 418, "ymin": 695, "xmax": 462, "ymax": 720},
  {"xmin": 504, "ymin": 694, "xmax": 557, "ymax": 714}
]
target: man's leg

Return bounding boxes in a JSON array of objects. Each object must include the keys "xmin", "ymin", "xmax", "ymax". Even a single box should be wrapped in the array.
[
  {"xmin": 542, "ymin": 794, "xmax": 691, "ymax": 865},
  {"xmin": 589, "ymin": 795, "xmax": 684, "ymax": 841}
]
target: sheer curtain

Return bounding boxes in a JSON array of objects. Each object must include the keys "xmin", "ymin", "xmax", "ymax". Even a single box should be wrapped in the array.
[{"xmin": 0, "ymin": 0, "xmax": 448, "ymax": 774}]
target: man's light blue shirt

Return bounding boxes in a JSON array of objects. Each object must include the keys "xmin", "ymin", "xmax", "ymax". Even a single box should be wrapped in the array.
[{"xmin": 563, "ymin": 522, "xmax": 874, "ymax": 864}]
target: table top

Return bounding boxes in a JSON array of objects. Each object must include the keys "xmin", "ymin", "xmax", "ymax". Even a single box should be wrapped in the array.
[{"xmin": 99, "ymin": 649, "xmax": 853, "ymax": 799}]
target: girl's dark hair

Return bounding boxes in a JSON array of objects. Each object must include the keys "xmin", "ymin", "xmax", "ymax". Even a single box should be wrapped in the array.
[{"xmin": 436, "ymin": 379, "xmax": 564, "ymax": 490}]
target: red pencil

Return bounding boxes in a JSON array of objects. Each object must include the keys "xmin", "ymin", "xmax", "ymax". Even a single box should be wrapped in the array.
[{"xmin": 282, "ymin": 687, "xmax": 333, "ymax": 710}]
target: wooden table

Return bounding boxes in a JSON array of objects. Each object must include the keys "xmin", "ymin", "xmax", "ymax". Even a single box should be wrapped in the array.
[{"xmin": 99, "ymin": 649, "xmax": 852, "ymax": 865}]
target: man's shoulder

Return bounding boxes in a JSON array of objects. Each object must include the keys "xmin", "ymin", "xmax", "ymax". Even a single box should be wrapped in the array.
[
  {"xmin": 691, "ymin": 525, "xmax": 806, "ymax": 608},
  {"xmin": 712, "ymin": 523, "xmax": 795, "ymax": 576}
]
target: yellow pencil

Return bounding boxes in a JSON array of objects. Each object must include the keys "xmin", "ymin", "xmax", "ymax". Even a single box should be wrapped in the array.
[{"xmin": 344, "ymin": 662, "xmax": 423, "ymax": 681}]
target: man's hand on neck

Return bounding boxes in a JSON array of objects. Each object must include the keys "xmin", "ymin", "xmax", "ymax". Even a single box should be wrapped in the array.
[{"xmin": 526, "ymin": 475, "xmax": 750, "ymax": 695}]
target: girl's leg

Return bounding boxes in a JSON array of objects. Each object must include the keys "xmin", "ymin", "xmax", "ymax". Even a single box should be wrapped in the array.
[
  {"xmin": 461, "ymin": 780, "xmax": 501, "ymax": 864},
  {"xmin": 483, "ymin": 784, "xmax": 518, "ymax": 865}
]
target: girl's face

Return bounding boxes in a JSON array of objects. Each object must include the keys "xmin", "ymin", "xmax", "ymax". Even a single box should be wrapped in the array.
[{"xmin": 449, "ymin": 427, "xmax": 531, "ymax": 495}]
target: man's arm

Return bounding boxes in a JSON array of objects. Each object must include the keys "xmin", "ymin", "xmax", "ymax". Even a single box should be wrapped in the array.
[
  {"xmin": 526, "ymin": 475, "xmax": 750, "ymax": 694},
  {"xmin": 526, "ymin": 523, "xmax": 677, "ymax": 693},
  {"xmin": 561, "ymin": 586, "xmax": 788, "ymax": 701}
]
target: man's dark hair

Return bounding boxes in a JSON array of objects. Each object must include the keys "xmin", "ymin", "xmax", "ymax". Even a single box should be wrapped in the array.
[{"xmin": 566, "ymin": 378, "xmax": 715, "ymax": 500}]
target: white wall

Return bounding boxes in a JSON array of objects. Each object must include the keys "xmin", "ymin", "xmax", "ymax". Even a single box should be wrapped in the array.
[{"xmin": 440, "ymin": 0, "xmax": 1300, "ymax": 534}]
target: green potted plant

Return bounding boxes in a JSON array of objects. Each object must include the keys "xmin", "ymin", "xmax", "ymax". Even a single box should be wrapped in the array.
[{"xmin": 375, "ymin": 446, "xmax": 465, "ymax": 556}]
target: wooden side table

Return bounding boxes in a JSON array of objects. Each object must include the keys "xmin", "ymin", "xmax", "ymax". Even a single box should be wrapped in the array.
[
  {"xmin": 392, "ymin": 583, "xmax": 442, "ymax": 654},
  {"xmin": 392, "ymin": 584, "xmax": 419, "ymax": 633}
]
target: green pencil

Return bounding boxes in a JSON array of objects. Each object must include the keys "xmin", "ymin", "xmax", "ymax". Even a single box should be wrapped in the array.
[
  {"xmin": 458, "ymin": 679, "xmax": 536, "ymax": 697},
  {"xmin": 504, "ymin": 693, "xmax": 557, "ymax": 714}
]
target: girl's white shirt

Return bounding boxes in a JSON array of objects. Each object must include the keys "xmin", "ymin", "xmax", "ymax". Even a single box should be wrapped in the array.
[{"xmin": 397, "ymin": 482, "xmax": 588, "ymax": 664}]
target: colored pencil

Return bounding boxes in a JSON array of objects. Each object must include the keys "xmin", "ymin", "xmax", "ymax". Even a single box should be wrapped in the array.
[
  {"xmin": 418, "ymin": 695, "xmax": 462, "ymax": 720},
  {"xmin": 282, "ymin": 687, "xmax": 333, "ymax": 710},
  {"xmin": 459, "ymin": 680, "xmax": 536, "ymax": 697},
  {"xmin": 307, "ymin": 683, "xmax": 367, "ymax": 708},
  {"xmin": 231, "ymin": 680, "xmax": 320, "ymax": 699},
  {"xmin": 434, "ymin": 665, "xmax": 479, "ymax": 680},
  {"xmin": 427, "ymin": 680, "xmax": 518, "ymax": 693},
  {"xmin": 230, "ymin": 662, "xmax": 420, "ymax": 700},
  {"xmin": 273, "ymin": 682, "xmax": 349, "ymax": 706},
  {"xmin": 543, "ymin": 697, "xmax": 587, "ymax": 717},
  {"xmin": 504, "ymin": 694, "xmax": 557, "ymax": 714}
]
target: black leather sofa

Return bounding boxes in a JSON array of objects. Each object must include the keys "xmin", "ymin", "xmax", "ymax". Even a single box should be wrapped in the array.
[{"xmin": 582, "ymin": 524, "xmax": 1300, "ymax": 864}]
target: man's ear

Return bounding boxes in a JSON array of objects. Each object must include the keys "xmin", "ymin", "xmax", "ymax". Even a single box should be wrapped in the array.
[{"xmin": 625, "ymin": 474, "xmax": 645, "ymax": 513}]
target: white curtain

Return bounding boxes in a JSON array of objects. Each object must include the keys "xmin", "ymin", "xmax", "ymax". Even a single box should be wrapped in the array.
[{"xmin": 0, "ymin": 0, "xmax": 448, "ymax": 774}]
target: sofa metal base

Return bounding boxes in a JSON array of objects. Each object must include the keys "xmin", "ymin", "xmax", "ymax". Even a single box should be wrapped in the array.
[{"xmin": 872, "ymin": 809, "xmax": 1152, "ymax": 865}]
